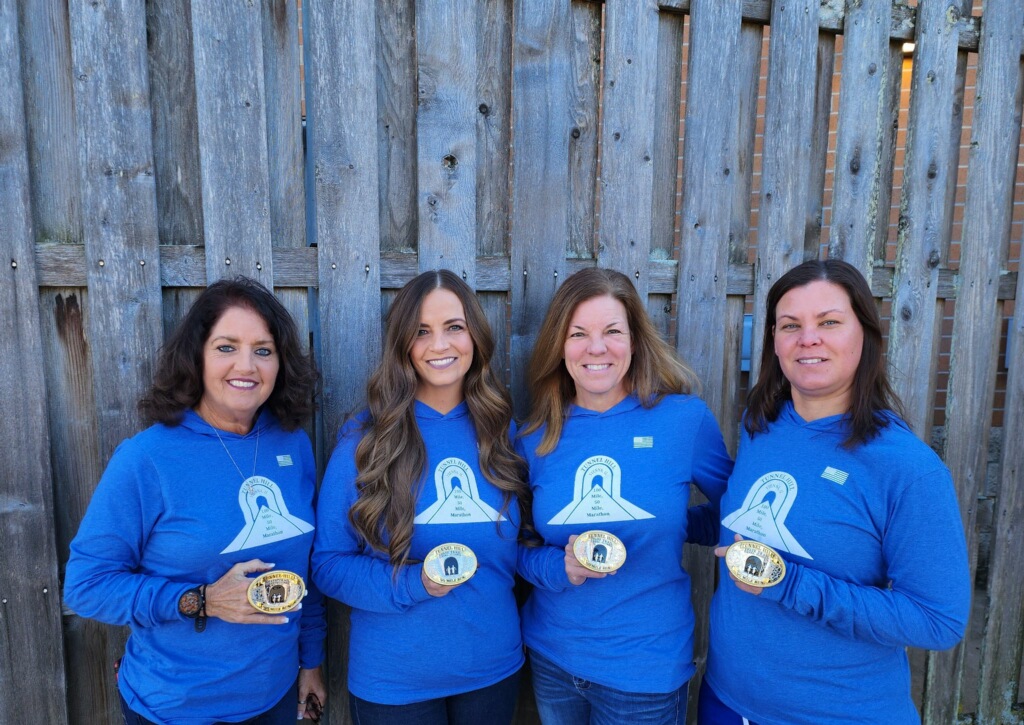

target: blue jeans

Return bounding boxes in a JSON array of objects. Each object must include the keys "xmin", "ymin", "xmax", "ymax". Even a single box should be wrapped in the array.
[
  {"xmin": 348, "ymin": 669, "xmax": 521, "ymax": 725},
  {"xmin": 528, "ymin": 649, "xmax": 687, "ymax": 725},
  {"xmin": 119, "ymin": 681, "xmax": 299, "ymax": 725},
  {"xmin": 696, "ymin": 678, "xmax": 759, "ymax": 725}
]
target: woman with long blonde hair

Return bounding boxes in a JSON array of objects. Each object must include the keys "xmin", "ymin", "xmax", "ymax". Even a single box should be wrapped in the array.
[{"xmin": 517, "ymin": 267, "xmax": 733, "ymax": 724}]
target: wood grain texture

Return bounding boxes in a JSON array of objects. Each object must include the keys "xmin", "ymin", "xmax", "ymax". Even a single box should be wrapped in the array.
[
  {"xmin": 376, "ymin": 0, "xmax": 418, "ymax": 254},
  {"xmin": 476, "ymin": 0, "xmax": 513, "ymax": 259},
  {"xmin": 804, "ymin": 33, "xmax": 835, "ymax": 257},
  {"xmin": 191, "ymin": 1, "xmax": 274, "ymax": 284},
  {"xmin": 416, "ymin": 0, "xmax": 478, "ymax": 282},
  {"xmin": 887, "ymin": 0, "xmax": 971, "ymax": 440},
  {"xmin": 17, "ymin": 0, "xmax": 82, "ymax": 246},
  {"xmin": 509, "ymin": 0, "xmax": 600, "ymax": 414},
  {"xmin": 596, "ymin": 0, "xmax": 660, "ymax": 296},
  {"xmin": 749, "ymin": 0, "xmax": 820, "ymax": 379},
  {"xmin": 0, "ymin": 4, "xmax": 68, "ymax": 720},
  {"xmin": 934, "ymin": 1, "xmax": 1024, "ymax": 722},
  {"xmin": 829, "ymin": 0, "xmax": 895, "ymax": 276},
  {"xmin": 146, "ymin": 0, "xmax": 204, "ymax": 247}
]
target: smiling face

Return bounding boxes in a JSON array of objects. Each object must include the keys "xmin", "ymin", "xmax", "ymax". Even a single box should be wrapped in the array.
[
  {"xmin": 563, "ymin": 295, "xmax": 633, "ymax": 412},
  {"xmin": 410, "ymin": 288, "xmax": 474, "ymax": 413},
  {"xmin": 773, "ymin": 280, "xmax": 864, "ymax": 420},
  {"xmin": 196, "ymin": 305, "xmax": 279, "ymax": 434}
]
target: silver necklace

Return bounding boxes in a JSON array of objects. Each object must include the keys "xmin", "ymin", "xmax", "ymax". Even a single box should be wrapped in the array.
[{"xmin": 212, "ymin": 424, "xmax": 260, "ymax": 483}]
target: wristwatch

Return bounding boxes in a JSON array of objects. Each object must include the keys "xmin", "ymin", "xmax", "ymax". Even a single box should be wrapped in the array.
[{"xmin": 177, "ymin": 585, "xmax": 207, "ymax": 632}]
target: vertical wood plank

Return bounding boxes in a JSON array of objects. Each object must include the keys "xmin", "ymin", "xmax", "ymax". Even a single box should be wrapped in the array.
[
  {"xmin": 306, "ymin": 4, "xmax": 383, "ymax": 719},
  {"xmin": 476, "ymin": 0, "xmax": 512, "ymax": 261},
  {"xmin": 376, "ymin": 0, "xmax": 418, "ymax": 254},
  {"xmin": 648, "ymin": 13, "xmax": 683, "ymax": 268},
  {"xmin": 675, "ymin": 7, "xmax": 743, "ymax": 721},
  {"xmin": 0, "ymin": 2, "xmax": 68, "ymax": 720},
  {"xmin": 887, "ymin": 0, "xmax": 971, "ymax": 437},
  {"xmin": 597, "ymin": 0, "xmax": 660, "ymax": 296},
  {"xmin": 191, "ymin": 2, "xmax": 274, "ymax": 285},
  {"xmin": 146, "ymin": 0, "xmax": 204, "ymax": 247},
  {"xmin": 932, "ymin": 1, "xmax": 1024, "ymax": 722},
  {"xmin": 17, "ymin": 0, "xmax": 82, "ymax": 245},
  {"xmin": 566, "ymin": 1, "xmax": 601, "ymax": 262},
  {"xmin": 829, "ymin": 0, "xmax": 896, "ymax": 276},
  {"xmin": 416, "ymin": 0, "xmax": 478, "ymax": 282},
  {"xmin": 510, "ymin": 0, "xmax": 601, "ymax": 414},
  {"xmin": 805, "ymin": 33, "xmax": 835, "ymax": 258},
  {"xmin": 749, "ymin": 0, "xmax": 820, "ymax": 377},
  {"xmin": 67, "ymin": 0, "xmax": 165, "ymax": 721}
]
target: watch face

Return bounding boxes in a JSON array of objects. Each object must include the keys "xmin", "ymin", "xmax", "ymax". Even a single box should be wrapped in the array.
[{"xmin": 178, "ymin": 588, "xmax": 202, "ymax": 617}]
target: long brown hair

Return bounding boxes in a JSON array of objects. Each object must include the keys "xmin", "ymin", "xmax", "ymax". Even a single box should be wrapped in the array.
[
  {"xmin": 522, "ymin": 267, "xmax": 699, "ymax": 455},
  {"xmin": 348, "ymin": 270, "xmax": 531, "ymax": 568},
  {"xmin": 745, "ymin": 259, "xmax": 904, "ymax": 448}
]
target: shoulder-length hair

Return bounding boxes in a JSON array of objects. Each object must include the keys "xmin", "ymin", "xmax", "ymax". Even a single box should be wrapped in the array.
[
  {"xmin": 348, "ymin": 270, "xmax": 531, "ymax": 568},
  {"xmin": 745, "ymin": 258, "xmax": 904, "ymax": 448},
  {"xmin": 139, "ymin": 276, "xmax": 318, "ymax": 431},
  {"xmin": 522, "ymin": 267, "xmax": 699, "ymax": 455}
]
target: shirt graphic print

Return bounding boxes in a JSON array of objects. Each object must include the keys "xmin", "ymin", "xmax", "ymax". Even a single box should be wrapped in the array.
[
  {"xmin": 548, "ymin": 454, "xmax": 654, "ymax": 525},
  {"xmin": 221, "ymin": 475, "xmax": 314, "ymax": 553},
  {"xmin": 721, "ymin": 470, "xmax": 811, "ymax": 559},
  {"xmin": 414, "ymin": 457, "xmax": 505, "ymax": 524}
]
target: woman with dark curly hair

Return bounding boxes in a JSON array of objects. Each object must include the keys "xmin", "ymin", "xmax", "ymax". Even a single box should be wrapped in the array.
[
  {"xmin": 65, "ymin": 277, "xmax": 326, "ymax": 724},
  {"xmin": 313, "ymin": 270, "xmax": 529, "ymax": 724}
]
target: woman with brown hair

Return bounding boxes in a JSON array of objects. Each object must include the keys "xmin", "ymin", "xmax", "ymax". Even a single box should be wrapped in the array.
[
  {"xmin": 65, "ymin": 277, "xmax": 325, "ymax": 724},
  {"xmin": 516, "ymin": 267, "xmax": 733, "ymax": 724},
  {"xmin": 313, "ymin": 270, "xmax": 529, "ymax": 724},
  {"xmin": 696, "ymin": 259, "xmax": 970, "ymax": 724}
]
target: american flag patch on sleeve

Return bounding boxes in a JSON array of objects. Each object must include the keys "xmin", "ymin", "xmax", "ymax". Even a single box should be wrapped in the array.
[{"xmin": 821, "ymin": 466, "xmax": 849, "ymax": 485}]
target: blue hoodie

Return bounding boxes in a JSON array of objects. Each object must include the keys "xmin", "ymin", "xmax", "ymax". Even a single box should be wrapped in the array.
[
  {"xmin": 64, "ymin": 409, "xmax": 325, "ymax": 725},
  {"xmin": 704, "ymin": 401, "xmax": 970, "ymax": 725},
  {"xmin": 313, "ymin": 401, "xmax": 524, "ymax": 705},
  {"xmin": 516, "ymin": 394, "xmax": 732, "ymax": 693}
]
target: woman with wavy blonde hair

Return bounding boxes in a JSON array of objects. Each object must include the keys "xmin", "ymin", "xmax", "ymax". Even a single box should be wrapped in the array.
[
  {"xmin": 314, "ymin": 270, "xmax": 529, "ymax": 724},
  {"xmin": 517, "ymin": 267, "xmax": 732, "ymax": 725}
]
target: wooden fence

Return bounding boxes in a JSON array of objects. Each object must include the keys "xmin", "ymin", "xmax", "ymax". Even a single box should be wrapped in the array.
[{"xmin": 2, "ymin": 0, "xmax": 1022, "ymax": 723}]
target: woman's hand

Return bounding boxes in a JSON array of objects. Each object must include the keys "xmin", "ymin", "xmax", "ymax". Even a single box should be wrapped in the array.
[
  {"xmin": 714, "ymin": 534, "xmax": 763, "ymax": 596},
  {"xmin": 297, "ymin": 666, "xmax": 326, "ymax": 720},
  {"xmin": 420, "ymin": 565, "xmax": 462, "ymax": 597},
  {"xmin": 564, "ymin": 535, "xmax": 614, "ymax": 586},
  {"xmin": 204, "ymin": 559, "xmax": 297, "ymax": 624}
]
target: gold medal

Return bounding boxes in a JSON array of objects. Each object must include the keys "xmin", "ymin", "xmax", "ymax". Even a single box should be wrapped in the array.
[
  {"xmin": 423, "ymin": 543, "xmax": 477, "ymax": 586},
  {"xmin": 573, "ymin": 530, "xmax": 627, "ymax": 573},
  {"xmin": 247, "ymin": 570, "xmax": 307, "ymax": 613},
  {"xmin": 725, "ymin": 539, "xmax": 786, "ymax": 588}
]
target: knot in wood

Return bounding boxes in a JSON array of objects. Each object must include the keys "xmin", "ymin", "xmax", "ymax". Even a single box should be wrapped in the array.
[{"xmin": 442, "ymin": 155, "xmax": 458, "ymax": 171}]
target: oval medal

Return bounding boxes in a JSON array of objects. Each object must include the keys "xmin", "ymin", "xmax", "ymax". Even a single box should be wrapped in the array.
[
  {"xmin": 725, "ymin": 540, "xmax": 786, "ymax": 588},
  {"xmin": 423, "ymin": 543, "xmax": 477, "ymax": 586},
  {"xmin": 247, "ymin": 570, "xmax": 307, "ymax": 613},
  {"xmin": 573, "ymin": 530, "xmax": 627, "ymax": 573}
]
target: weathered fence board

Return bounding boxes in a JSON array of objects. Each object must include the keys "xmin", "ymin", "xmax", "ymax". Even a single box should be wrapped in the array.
[
  {"xmin": 416, "ymin": 0, "xmax": 478, "ymax": 282},
  {"xmin": 829, "ymin": 0, "xmax": 896, "ymax": 277},
  {"xmin": 939, "ymin": 1, "xmax": 1024, "ymax": 722},
  {"xmin": 191, "ymin": 1, "xmax": 274, "ymax": 285},
  {"xmin": 510, "ymin": 0, "xmax": 601, "ymax": 413},
  {"xmin": 596, "ymin": 0, "xmax": 661, "ymax": 296},
  {"xmin": 0, "ymin": 4, "xmax": 68, "ymax": 721},
  {"xmin": 888, "ymin": 0, "xmax": 971, "ymax": 440},
  {"xmin": 146, "ymin": 0, "xmax": 204, "ymax": 247},
  {"xmin": 805, "ymin": 31, "xmax": 836, "ymax": 256},
  {"xmin": 749, "ymin": 0, "xmax": 820, "ymax": 377}
]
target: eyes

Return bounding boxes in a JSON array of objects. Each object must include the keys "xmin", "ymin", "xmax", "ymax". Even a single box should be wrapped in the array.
[
  {"xmin": 416, "ymin": 323, "xmax": 465, "ymax": 337},
  {"xmin": 777, "ymin": 319, "xmax": 840, "ymax": 332},
  {"xmin": 214, "ymin": 344, "xmax": 275, "ymax": 357},
  {"xmin": 568, "ymin": 327, "xmax": 626, "ymax": 339}
]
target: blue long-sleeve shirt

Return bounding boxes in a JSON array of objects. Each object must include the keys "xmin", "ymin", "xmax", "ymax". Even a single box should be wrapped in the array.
[
  {"xmin": 705, "ymin": 402, "xmax": 970, "ymax": 724},
  {"xmin": 313, "ymin": 401, "xmax": 524, "ymax": 704},
  {"xmin": 64, "ymin": 409, "xmax": 325, "ymax": 725},
  {"xmin": 517, "ymin": 394, "xmax": 733, "ymax": 693}
]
